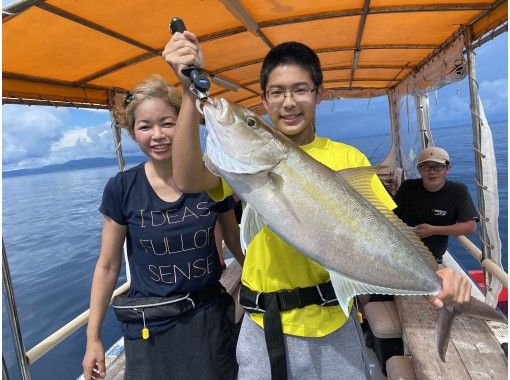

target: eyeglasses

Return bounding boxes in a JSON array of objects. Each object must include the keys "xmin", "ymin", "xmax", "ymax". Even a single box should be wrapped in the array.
[
  {"xmin": 265, "ymin": 85, "xmax": 316, "ymax": 103},
  {"xmin": 418, "ymin": 163, "xmax": 447, "ymax": 172}
]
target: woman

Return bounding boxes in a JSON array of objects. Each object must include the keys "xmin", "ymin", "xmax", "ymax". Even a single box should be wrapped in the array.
[{"xmin": 82, "ymin": 75, "xmax": 241, "ymax": 380}]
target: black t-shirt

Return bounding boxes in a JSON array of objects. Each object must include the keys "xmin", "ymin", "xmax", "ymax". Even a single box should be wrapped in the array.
[
  {"xmin": 393, "ymin": 179, "xmax": 478, "ymax": 262},
  {"xmin": 100, "ymin": 163, "xmax": 234, "ymax": 338}
]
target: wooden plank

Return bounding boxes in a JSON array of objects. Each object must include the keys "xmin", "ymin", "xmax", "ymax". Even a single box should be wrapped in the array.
[
  {"xmin": 104, "ymin": 350, "xmax": 125, "ymax": 380},
  {"xmin": 395, "ymin": 296, "xmax": 507, "ymax": 380},
  {"xmin": 450, "ymin": 314, "xmax": 507, "ymax": 379}
]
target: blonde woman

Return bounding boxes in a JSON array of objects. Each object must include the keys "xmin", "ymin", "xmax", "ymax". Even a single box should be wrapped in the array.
[{"xmin": 82, "ymin": 75, "xmax": 241, "ymax": 380}]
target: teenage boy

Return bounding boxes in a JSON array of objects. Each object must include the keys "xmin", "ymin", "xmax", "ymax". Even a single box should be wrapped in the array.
[{"xmin": 163, "ymin": 32, "xmax": 471, "ymax": 379}]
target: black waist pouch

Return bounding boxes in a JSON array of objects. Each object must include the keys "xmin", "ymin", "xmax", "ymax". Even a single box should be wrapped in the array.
[{"xmin": 112, "ymin": 283, "xmax": 226, "ymax": 322}]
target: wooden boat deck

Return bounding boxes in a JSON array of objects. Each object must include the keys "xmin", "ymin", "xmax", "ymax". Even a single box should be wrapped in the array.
[
  {"xmin": 100, "ymin": 259, "xmax": 507, "ymax": 380},
  {"xmin": 395, "ymin": 295, "xmax": 507, "ymax": 379}
]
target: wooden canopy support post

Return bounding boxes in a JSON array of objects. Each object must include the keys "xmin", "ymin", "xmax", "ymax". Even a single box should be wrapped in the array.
[
  {"xmin": 414, "ymin": 94, "xmax": 433, "ymax": 149},
  {"xmin": 108, "ymin": 90, "xmax": 130, "ymax": 282},
  {"xmin": 385, "ymin": 90, "xmax": 404, "ymax": 173},
  {"xmin": 109, "ymin": 90, "xmax": 126, "ymax": 173}
]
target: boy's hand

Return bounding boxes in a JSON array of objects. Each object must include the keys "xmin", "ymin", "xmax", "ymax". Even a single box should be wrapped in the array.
[
  {"xmin": 162, "ymin": 30, "xmax": 204, "ymax": 89},
  {"xmin": 428, "ymin": 267, "xmax": 471, "ymax": 308}
]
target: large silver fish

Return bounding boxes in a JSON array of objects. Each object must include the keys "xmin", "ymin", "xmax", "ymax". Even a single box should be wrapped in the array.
[{"xmin": 201, "ymin": 97, "xmax": 506, "ymax": 361}]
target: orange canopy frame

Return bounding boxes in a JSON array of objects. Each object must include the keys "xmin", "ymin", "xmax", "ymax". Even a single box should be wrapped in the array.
[{"xmin": 2, "ymin": 0, "xmax": 507, "ymax": 111}]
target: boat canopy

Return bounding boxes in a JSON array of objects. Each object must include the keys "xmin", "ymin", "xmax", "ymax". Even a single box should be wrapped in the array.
[{"xmin": 2, "ymin": 0, "xmax": 507, "ymax": 111}]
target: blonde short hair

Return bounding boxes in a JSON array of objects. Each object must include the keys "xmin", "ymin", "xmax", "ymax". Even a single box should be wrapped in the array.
[{"xmin": 114, "ymin": 75, "xmax": 181, "ymax": 138}]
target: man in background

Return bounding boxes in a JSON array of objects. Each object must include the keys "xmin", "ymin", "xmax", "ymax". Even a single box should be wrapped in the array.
[{"xmin": 393, "ymin": 146, "xmax": 478, "ymax": 264}]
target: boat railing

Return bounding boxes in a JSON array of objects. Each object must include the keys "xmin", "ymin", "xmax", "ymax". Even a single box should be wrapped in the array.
[
  {"xmin": 3, "ymin": 238, "xmax": 130, "ymax": 380},
  {"xmin": 4, "ymin": 234, "xmax": 508, "ymax": 379},
  {"xmin": 454, "ymin": 235, "xmax": 508, "ymax": 286},
  {"xmin": 25, "ymin": 282, "xmax": 130, "ymax": 365}
]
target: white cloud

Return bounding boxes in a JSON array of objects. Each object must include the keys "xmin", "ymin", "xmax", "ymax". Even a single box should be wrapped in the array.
[
  {"xmin": 46, "ymin": 123, "xmax": 141, "ymax": 165},
  {"xmin": 430, "ymin": 93, "xmax": 471, "ymax": 124},
  {"xmin": 81, "ymin": 108, "xmax": 111, "ymax": 114},
  {"xmin": 478, "ymin": 78, "xmax": 508, "ymax": 117},
  {"xmin": 3, "ymin": 106, "xmax": 68, "ymax": 168},
  {"xmin": 51, "ymin": 129, "xmax": 92, "ymax": 150},
  {"xmin": 427, "ymin": 78, "xmax": 508, "ymax": 127},
  {"xmin": 2, "ymin": 105, "xmax": 142, "ymax": 170}
]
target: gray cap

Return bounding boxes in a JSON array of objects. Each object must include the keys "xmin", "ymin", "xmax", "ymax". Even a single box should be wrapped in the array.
[{"xmin": 418, "ymin": 147, "xmax": 450, "ymax": 165}]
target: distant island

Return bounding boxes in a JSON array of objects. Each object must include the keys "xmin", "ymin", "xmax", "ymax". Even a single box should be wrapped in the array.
[{"xmin": 3, "ymin": 156, "xmax": 147, "ymax": 178}]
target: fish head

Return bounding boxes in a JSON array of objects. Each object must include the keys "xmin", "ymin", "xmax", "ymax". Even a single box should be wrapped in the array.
[{"xmin": 202, "ymin": 98, "xmax": 286, "ymax": 175}]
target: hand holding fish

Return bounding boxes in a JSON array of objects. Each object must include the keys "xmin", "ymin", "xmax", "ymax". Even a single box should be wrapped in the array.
[
  {"xmin": 162, "ymin": 30, "xmax": 204, "ymax": 88},
  {"xmin": 428, "ymin": 267, "xmax": 471, "ymax": 308}
]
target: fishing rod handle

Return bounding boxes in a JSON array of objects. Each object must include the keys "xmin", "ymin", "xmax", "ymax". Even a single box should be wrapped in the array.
[
  {"xmin": 170, "ymin": 17, "xmax": 186, "ymax": 34},
  {"xmin": 169, "ymin": 17, "xmax": 210, "ymax": 93}
]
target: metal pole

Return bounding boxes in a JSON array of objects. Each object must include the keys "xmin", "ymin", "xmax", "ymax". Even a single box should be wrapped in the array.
[
  {"xmin": 111, "ymin": 121, "xmax": 126, "ymax": 173},
  {"xmin": 108, "ymin": 90, "xmax": 130, "ymax": 282},
  {"xmin": 3, "ymin": 354, "xmax": 11, "ymax": 380},
  {"xmin": 2, "ymin": 240, "xmax": 31, "ymax": 379}
]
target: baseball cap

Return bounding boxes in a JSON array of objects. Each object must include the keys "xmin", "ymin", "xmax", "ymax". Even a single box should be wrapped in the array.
[{"xmin": 418, "ymin": 147, "xmax": 450, "ymax": 165}]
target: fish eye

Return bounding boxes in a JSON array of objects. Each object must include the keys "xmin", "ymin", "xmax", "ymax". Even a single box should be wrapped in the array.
[{"xmin": 247, "ymin": 117, "xmax": 258, "ymax": 128}]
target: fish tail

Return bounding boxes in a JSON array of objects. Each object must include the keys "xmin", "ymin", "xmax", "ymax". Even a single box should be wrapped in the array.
[
  {"xmin": 435, "ymin": 298, "xmax": 507, "ymax": 361},
  {"xmin": 436, "ymin": 306, "xmax": 456, "ymax": 362}
]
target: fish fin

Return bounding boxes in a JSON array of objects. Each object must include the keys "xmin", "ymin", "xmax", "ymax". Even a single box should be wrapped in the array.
[
  {"xmin": 328, "ymin": 271, "xmax": 353, "ymax": 316},
  {"xmin": 268, "ymin": 171, "xmax": 284, "ymax": 191},
  {"xmin": 435, "ymin": 298, "xmax": 507, "ymax": 362},
  {"xmin": 239, "ymin": 204, "xmax": 266, "ymax": 253},
  {"xmin": 436, "ymin": 306, "xmax": 456, "ymax": 362},
  {"xmin": 336, "ymin": 165, "xmax": 388, "ymax": 195},
  {"xmin": 457, "ymin": 297, "xmax": 508, "ymax": 323},
  {"xmin": 386, "ymin": 212, "xmax": 438, "ymax": 270},
  {"xmin": 337, "ymin": 165, "xmax": 438, "ymax": 270},
  {"xmin": 328, "ymin": 271, "xmax": 436, "ymax": 316}
]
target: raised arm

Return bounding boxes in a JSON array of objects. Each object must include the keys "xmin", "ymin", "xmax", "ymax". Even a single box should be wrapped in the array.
[
  {"xmin": 82, "ymin": 217, "xmax": 126, "ymax": 380},
  {"xmin": 162, "ymin": 30, "xmax": 220, "ymax": 193}
]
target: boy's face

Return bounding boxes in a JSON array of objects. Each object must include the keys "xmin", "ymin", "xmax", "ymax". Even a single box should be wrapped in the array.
[{"xmin": 262, "ymin": 64, "xmax": 322, "ymax": 145}]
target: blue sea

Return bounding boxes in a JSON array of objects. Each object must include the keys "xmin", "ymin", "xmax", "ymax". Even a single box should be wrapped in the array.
[{"xmin": 2, "ymin": 121, "xmax": 507, "ymax": 380}]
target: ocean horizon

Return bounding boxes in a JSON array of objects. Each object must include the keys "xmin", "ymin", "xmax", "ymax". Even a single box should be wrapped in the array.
[{"xmin": 2, "ymin": 121, "xmax": 507, "ymax": 380}]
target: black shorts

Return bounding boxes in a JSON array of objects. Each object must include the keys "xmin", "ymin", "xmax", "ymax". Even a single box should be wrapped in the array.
[{"xmin": 124, "ymin": 293, "xmax": 238, "ymax": 380}]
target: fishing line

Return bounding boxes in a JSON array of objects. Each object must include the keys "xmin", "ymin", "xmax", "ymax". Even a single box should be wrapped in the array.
[
  {"xmin": 366, "ymin": 97, "xmax": 372, "ymax": 110},
  {"xmin": 369, "ymin": 137, "xmax": 386, "ymax": 161}
]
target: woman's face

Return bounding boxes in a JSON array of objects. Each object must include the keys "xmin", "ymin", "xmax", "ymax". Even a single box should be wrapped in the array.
[{"xmin": 133, "ymin": 98, "xmax": 178, "ymax": 162}]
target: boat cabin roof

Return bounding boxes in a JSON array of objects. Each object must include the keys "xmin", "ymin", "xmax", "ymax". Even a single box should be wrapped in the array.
[{"xmin": 2, "ymin": 0, "xmax": 507, "ymax": 111}]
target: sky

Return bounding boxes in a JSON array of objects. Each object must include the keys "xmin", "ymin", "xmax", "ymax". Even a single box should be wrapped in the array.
[{"xmin": 1, "ymin": 30, "xmax": 507, "ymax": 171}]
